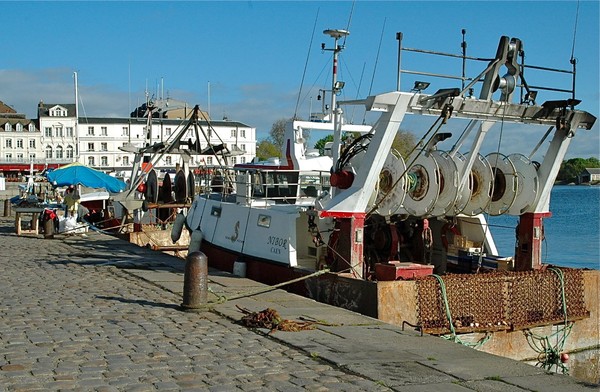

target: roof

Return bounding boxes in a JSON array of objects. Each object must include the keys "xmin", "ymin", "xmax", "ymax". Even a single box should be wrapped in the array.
[
  {"xmin": 0, "ymin": 117, "xmax": 38, "ymax": 131},
  {"xmin": 37, "ymin": 103, "xmax": 77, "ymax": 118},
  {"xmin": 582, "ymin": 168, "xmax": 600, "ymax": 175},
  {"xmin": 0, "ymin": 101, "xmax": 17, "ymax": 114}
]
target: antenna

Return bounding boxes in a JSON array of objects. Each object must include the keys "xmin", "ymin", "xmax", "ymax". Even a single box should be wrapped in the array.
[
  {"xmin": 570, "ymin": 0, "xmax": 581, "ymax": 103},
  {"xmin": 322, "ymin": 28, "xmax": 349, "ymax": 169},
  {"xmin": 207, "ymin": 81, "xmax": 211, "ymax": 119}
]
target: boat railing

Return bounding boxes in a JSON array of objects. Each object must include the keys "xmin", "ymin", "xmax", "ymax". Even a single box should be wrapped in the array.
[
  {"xmin": 396, "ymin": 31, "xmax": 577, "ymax": 104},
  {"xmin": 193, "ymin": 165, "xmax": 331, "ymax": 206}
]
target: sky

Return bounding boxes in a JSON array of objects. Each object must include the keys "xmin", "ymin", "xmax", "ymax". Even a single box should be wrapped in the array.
[{"xmin": 2, "ymin": 0, "xmax": 598, "ymax": 160}]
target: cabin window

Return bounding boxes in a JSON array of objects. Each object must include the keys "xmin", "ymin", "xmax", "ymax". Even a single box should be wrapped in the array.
[
  {"xmin": 210, "ymin": 206, "xmax": 221, "ymax": 217},
  {"xmin": 300, "ymin": 174, "xmax": 329, "ymax": 197},
  {"xmin": 257, "ymin": 214, "xmax": 271, "ymax": 228}
]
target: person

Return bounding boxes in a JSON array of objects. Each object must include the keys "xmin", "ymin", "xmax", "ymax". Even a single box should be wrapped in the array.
[
  {"xmin": 210, "ymin": 171, "xmax": 224, "ymax": 193},
  {"xmin": 64, "ymin": 185, "xmax": 80, "ymax": 218}
]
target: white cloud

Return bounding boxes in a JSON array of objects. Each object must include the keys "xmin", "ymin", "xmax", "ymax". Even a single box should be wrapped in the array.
[{"xmin": 1, "ymin": 68, "xmax": 597, "ymax": 159}]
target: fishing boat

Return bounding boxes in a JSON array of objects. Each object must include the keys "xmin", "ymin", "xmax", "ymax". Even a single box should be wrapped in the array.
[
  {"xmin": 139, "ymin": 29, "xmax": 599, "ymax": 363},
  {"xmin": 179, "ymin": 28, "xmax": 596, "ymax": 278}
]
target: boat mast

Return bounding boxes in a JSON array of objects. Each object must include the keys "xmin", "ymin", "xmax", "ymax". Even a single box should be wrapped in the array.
[
  {"xmin": 73, "ymin": 71, "xmax": 79, "ymax": 162},
  {"xmin": 323, "ymin": 29, "xmax": 349, "ymax": 171}
]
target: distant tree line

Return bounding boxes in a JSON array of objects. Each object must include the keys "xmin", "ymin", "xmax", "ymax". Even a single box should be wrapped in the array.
[{"xmin": 556, "ymin": 157, "xmax": 600, "ymax": 184}]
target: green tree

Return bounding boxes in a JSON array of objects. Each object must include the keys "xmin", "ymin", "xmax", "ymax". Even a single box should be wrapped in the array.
[
  {"xmin": 269, "ymin": 119, "xmax": 288, "ymax": 151},
  {"xmin": 270, "ymin": 117, "xmax": 309, "ymax": 152},
  {"xmin": 312, "ymin": 129, "xmax": 416, "ymax": 157},
  {"xmin": 557, "ymin": 157, "xmax": 600, "ymax": 183},
  {"xmin": 392, "ymin": 129, "xmax": 417, "ymax": 159},
  {"xmin": 313, "ymin": 134, "xmax": 334, "ymax": 155},
  {"xmin": 255, "ymin": 139, "xmax": 281, "ymax": 161}
]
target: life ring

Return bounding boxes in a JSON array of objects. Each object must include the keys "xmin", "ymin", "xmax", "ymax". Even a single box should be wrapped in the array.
[{"xmin": 441, "ymin": 222, "xmax": 461, "ymax": 251}]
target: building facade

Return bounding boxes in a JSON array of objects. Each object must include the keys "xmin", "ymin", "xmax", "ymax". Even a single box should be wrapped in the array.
[
  {"xmin": 0, "ymin": 100, "xmax": 256, "ymax": 180},
  {"xmin": 578, "ymin": 168, "xmax": 600, "ymax": 184},
  {"xmin": 77, "ymin": 116, "xmax": 256, "ymax": 174},
  {"xmin": 0, "ymin": 101, "xmax": 59, "ymax": 181}
]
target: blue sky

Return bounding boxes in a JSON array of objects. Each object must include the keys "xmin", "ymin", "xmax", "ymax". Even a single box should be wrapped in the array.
[{"xmin": 2, "ymin": 1, "xmax": 598, "ymax": 159}]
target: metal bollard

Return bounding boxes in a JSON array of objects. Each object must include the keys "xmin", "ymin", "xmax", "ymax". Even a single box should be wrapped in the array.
[
  {"xmin": 180, "ymin": 251, "xmax": 208, "ymax": 311},
  {"xmin": 3, "ymin": 199, "xmax": 10, "ymax": 217},
  {"xmin": 44, "ymin": 218, "xmax": 55, "ymax": 239}
]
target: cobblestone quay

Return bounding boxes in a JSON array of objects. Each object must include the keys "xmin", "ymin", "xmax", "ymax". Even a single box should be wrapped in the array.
[
  {"xmin": 0, "ymin": 217, "xmax": 384, "ymax": 391},
  {"xmin": 1, "ymin": 215, "xmax": 594, "ymax": 391}
]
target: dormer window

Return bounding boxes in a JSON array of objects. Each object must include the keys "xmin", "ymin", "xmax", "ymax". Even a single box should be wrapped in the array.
[
  {"xmin": 16, "ymin": 123, "xmax": 23, "ymax": 132},
  {"xmin": 50, "ymin": 106, "xmax": 67, "ymax": 117},
  {"xmin": 4, "ymin": 123, "xmax": 12, "ymax": 132},
  {"xmin": 28, "ymin": 123, "xmax": 35, "ymax": 132}
]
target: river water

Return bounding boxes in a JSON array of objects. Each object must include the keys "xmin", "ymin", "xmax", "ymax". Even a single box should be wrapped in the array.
[{"xmin": 488, "ymin": 185, "xmax": 600, "ymax": 270}]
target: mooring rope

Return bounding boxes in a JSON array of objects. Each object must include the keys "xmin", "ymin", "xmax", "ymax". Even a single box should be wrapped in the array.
[
  {"xmin": 523, "ymin": 267, "xmax": 573, "ymax": 374},
  {"xmin": 207, "ymin": 268, "xmax": 331, "ymax": 304},
  {"xmin": 431, "ymin": 274, "xmax": 491, "ymax": 348}
]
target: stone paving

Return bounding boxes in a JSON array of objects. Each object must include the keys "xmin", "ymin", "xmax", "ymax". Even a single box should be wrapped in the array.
[
  {"xmin": 1, "ymin": 214, "xmax": 596, "ymax": 392},
  {"xmin": 0, "ymin": 218, "xmax": 387, "ymax": 391}
]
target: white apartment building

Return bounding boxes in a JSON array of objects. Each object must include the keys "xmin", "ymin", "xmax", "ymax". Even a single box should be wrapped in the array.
[
  {"xmin": 78, "ymin": 116, "xmax": 256, "ymax": 173},
  {"xmin": 0, "ymin": 101, "xmax": 70, "ymax": 181},
  {"xmin": 0, "ymin": 100, "xmax": 256, "ymax": 179},
  {"xmin": 38, "ymin": 102, "xmax": 78, "ymax": 166}
]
